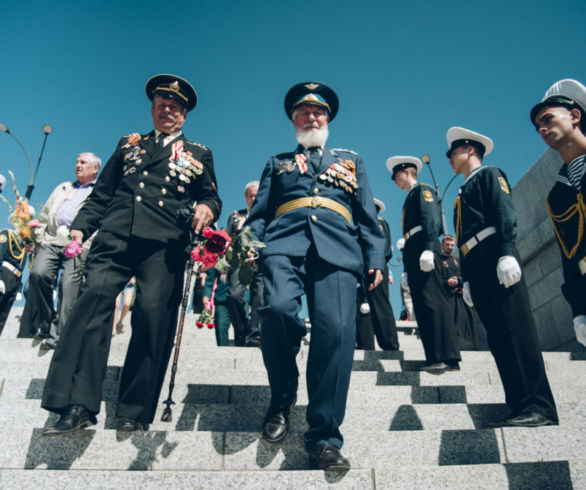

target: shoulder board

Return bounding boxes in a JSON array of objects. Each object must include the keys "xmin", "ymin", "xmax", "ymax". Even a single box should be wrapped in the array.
[
  {"xmin": 274, "ymin": 151, "xmax": 295, "ymax": 160},
  {"xmin": 419, "ymin": 182, "xmax": 434, "ymax": 190},
  {"xmin": 184, "ymin": 140, "xmax": 209, "ymax": 151},
  {"xmin": 331, "ymin": 148, "xmax": 358, "ymax": 156}
]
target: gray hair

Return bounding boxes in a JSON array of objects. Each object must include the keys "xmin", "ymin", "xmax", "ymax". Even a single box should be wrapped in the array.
[
  {"xmin": 79, "ymin": 152, "xmax": 102, "ymax": 169},
  {"xmin": 244, "ymin": 180, "xmax": 260, "ymax": 195}
]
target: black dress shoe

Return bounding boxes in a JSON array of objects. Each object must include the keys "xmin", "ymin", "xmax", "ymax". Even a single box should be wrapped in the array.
[
  {"xmin": 420, "ymin": 362, "xmax": 449, "ymax": 374},
  {"xmin": 308, "ymin": 444, "xmax": 351, "ymax": 471},
  {"xmin": 42, "ymin": 404, "xmax": 97, "ymax": 437},
  {"xmin": 116, "ymin": 418, "xmax": 149, "ymax": 432},
  {"xmin": 505, "ymin": 412, "xmax": 557, "ymax": 427},
  {"xmin": 262, "ymin": 411, "xmax": 289, "ymax": 443}
]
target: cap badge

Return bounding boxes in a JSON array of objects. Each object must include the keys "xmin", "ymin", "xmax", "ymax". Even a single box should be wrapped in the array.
[
  {"xmin": 305, "ymin": 83, "xmax": 319, "ymax": 90},
  {"xmin": 498, "ymin": 177, "xmax": 510, "ymax": 194},
  {"xmin": 170, "ymin": 81, "xmax": 180, "ymax": 92},
  {"xmin": 423, "ymin": 190, "xmax": 434, "ymax": 202}
]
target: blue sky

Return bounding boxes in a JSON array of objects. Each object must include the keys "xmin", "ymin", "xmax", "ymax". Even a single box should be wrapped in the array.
[{"xmin": 2, "ymin": 0, "xmax": 586, "ymax": 314}]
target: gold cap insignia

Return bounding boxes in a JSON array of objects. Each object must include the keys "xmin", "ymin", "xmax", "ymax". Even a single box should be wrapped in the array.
[
  {"xmin": 305, "ymin": 83, "xmax": 319, "ymax": 90},
  {"xmin": 170, "ymin": 81, "xmax": 180, "ymax": 92}
]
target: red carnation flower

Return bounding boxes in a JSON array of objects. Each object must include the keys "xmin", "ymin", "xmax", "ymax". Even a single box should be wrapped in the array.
[
  {"xmin": 196, "ymin": 322, "xmax": 204, "ymax": 329},
  {"xmin": 204, "ymin": 229, "xmax": 232, "ymax": 255},
  {"xmin": 207, "ymin": 322, "xmax": 214, "ymax": 329}
]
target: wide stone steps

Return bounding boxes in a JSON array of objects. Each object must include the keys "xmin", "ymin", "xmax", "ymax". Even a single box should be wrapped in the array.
[{"xmin": 1, "ymin": 307, "xmax": 585, "ymax": 488}]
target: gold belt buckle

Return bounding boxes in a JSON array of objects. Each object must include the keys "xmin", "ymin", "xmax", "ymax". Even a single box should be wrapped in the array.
[
  {"xmin": 311, "ymin": 196, "xmax": 323, "ymax": 208},
  {"xmin": 461, "ymin": 243, "xmax": 470, "ymax": 256}
]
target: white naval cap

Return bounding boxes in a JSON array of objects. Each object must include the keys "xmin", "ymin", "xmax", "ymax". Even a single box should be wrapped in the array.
[
  {"xmin": 530, "ymin": 79, "xmax": 586, "ymax": 122},
  {"xmin": 373, "ymin": 198, "xmax": 385, "ymax": 213},
  {"xmin": 446, "ymin": 127, "xmax": 494, "ymax": 158},
  {"xmin": 386, "ymin": 156, "xmax": 422, "ymax": 179}
]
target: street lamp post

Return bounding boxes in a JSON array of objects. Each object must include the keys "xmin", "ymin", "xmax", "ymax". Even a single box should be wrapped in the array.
[
  {"xmin": 421, "ymin": 154, "xmax": 449, "ymax": 235},
  {"xmin": 0, "ymin": 122, "xmax": 53, "ymax": 201}
]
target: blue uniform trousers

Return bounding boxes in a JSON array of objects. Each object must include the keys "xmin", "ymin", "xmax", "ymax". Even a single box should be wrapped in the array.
[{"xmin": 260, "ymin": 247, "xmax": 357, "ymax": 450}]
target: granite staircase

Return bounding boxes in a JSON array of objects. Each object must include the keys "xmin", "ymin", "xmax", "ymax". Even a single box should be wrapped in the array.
[{"xmin": 0, "ymin": 306, "xmax": 585, "ymax": 489}]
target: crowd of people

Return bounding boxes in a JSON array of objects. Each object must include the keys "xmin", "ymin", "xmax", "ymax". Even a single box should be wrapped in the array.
[{"xmin": 0, "ymin": 74, "xmax": 585, "ymax": 471}]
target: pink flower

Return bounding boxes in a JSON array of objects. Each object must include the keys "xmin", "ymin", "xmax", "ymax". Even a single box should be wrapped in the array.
[
  {"xmin": 203, "ymin": 227, "xmax": 214, "ymax": 239},
  {"xmin": 27, "ymin": 219, "xmax": 40, "ymax": 228},
  {"xmin": 64, "ymin": 240, "xmax": 82, "ymax": 258}
]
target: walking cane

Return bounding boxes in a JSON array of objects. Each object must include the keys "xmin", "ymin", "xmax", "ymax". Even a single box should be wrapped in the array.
[{"xmin": 161, "ymin": 250, "xmax": 198, "ymax": 422}]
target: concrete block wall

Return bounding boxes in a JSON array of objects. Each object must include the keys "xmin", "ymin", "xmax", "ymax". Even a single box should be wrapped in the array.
[{"xmin": 512, "ymin": 149, "xmax": 581, "ymax": 351}]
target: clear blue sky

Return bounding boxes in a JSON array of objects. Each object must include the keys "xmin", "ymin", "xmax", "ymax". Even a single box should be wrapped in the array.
[{"xmin": 2, "ymin": 0, "xmax": 586, "ymax": 314}]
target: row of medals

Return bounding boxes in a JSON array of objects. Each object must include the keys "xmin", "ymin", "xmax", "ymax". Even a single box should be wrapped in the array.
[
  {"xmin": 319, "ymin": 167, "xmax": 358, "ymax": 195},
  {"xmin": 168, "ymin": 159, "xmax": 202, "ymax": 184}
]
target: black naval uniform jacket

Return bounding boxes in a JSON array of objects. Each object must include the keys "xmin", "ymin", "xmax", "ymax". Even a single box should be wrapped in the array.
[
  {"xmin": 546, "ymin": 156, "xmax": 586, "ymax": 317},
  {"xmin": 0, "ymin": 229, "xmax": 26, "ymax": 332},
  {"xmin": 401, "ymin": 183, "xmax": 442, "ymax": 269},
  {"xmin": 72, "ymin": 131, "xmax": 221, "ymax": 242},
  {"xmin": 454, "ymin": 166, "xmax": 516, "ymax": 280},
  {"xmin": 248, "ymin": 145, "xmax": 385, "ymax": 275}
]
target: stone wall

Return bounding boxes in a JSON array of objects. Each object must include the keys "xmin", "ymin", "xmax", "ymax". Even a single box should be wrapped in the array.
[{"xmin": 512, "ymin": 149, "xmax": 581, "ymax": 351}]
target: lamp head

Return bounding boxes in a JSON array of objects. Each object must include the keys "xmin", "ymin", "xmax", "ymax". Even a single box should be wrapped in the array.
[
  {"xmin": 42, "ymin": 124, "xmax": 53, "ymax": 135},
  {"xmin": 421, "ymin": 154, "xmax": 431, "ymax": 164},
  {"xmin": 0, "ymin": 122, "xmax": 8, "ymax": 133}
]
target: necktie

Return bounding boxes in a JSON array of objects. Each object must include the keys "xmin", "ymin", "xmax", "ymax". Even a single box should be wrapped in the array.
[
  {"xmin": 308, "ymin": 147, "xmax": 321, "ymax": 172},
  {"xmin": 156, "ymin": 132, "xmax": 169, "ymax": 149}
]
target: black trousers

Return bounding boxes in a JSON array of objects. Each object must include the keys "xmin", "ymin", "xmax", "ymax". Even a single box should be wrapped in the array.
[
  {"xmin": 404, "ymin": 240, "xmax": 460, "ymax": 365},
  {"xmin": 464, "ymin": 237, "xmax": 558, "ymax": 421},
  {"xmin": 356, "ymin": 265, "xmax": 399, "ymax": 350},
  {"xmin": 0, "ymin": 267, "xmax": 21, "ymax": 335},
  {"xmin": 227, "ymin": 264, "xmax": 264, "ymax": 346},
  {"xmin": 42, "ymin": 231, "xmax": 186, "ymax": 423}
]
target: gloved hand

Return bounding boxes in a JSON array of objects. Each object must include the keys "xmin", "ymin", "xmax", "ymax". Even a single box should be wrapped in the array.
[
  {"xmin": 0, "ymin": 280, "xmax": 5, "ymax": 295},
  {"xmin": 419, "ymin": 250, "xmax": 435, "ymax": 272},
  {"xmin": 573, "ymin": 315, "xmax": 586, "ymax": 347},
  {"xmin": 463, "ymin": 282, "xmax": 474, "ymax": 307},
  {"xmin": 360, "ymin": 302, "xmax": 371, "ymax": 314},
  {"xmin": 496, "ymin": 255, "xmax": 521, "ymax": 288},
  {"xmin": 401, "ymin": 272, "xmax": 409, "ymax": 290}
]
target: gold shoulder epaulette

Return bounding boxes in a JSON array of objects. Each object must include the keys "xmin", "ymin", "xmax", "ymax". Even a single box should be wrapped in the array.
[
  {"xmin": 332, "ymin": 147, "xmax": 358, "ymax": 156},
  {"xmin": 185, "ymin": 140, "xmax": 209, "ymax": 151}
]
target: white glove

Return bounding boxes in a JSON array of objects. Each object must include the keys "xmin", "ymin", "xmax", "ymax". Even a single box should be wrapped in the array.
[
  {"xmin": 573, "ymin": 315, "xmax": 586, "ymax": 347},
  {"xmin": 463, "ymin": 282, "xmax": 474, "ymax": 307},
  {"xmin": 401, "ymin": 272, "xmax": 409, "ymax": 289},
  {"xmin": 0, "ymin": 280, "xmax": 5, "ymax": 295},
  {"xmin": 360, "ymin": 302, "xmax": 371, "ymax": 314},
  {"xmin": 419, "ymin": 250, "xmax": 435, "ymax": 272},
  {"xmin": 496, "ymin": 256, "xmax": 522, "ymax": 288},
  {"xmin": 396, "ymin": 238, "xmax": 405, "ymax": 251}
]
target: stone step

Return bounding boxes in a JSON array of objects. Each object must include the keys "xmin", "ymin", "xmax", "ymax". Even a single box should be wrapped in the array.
[
  {"xmin": 2, "ymin": 461, "xmax": 580, "ymax": 490},
  {"xmin": 1, "ymin": 398, "xmax": 583, "ymax": 433},
  {"xmin": 0, "ymin": 426, "xmax": 583, "ymax": 471}
]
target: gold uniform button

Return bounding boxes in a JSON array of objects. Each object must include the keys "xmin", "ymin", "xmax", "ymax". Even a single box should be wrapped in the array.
[
  {"xmin": 142, "ymin": 170, "xmax": 149, "ymax": 176},
  {"xmin": 139, "ymin": 182, "xmax": 145, "ymax": 188},
  {"xmin": 161, "ymin": 188, "xmax": 167, "ymax": 195},
  {"xmin": 165, "ymin": 176, "xmax": 171, "ymax": 182},
  {"xmin": 311, "ymin": 215, "xmax": 318, "ymax": 222},
  {"xmin": 313, "ymin": 188, "xmax": 319, "ymax": 194},
  {"xmin": 136, "ymin": 196, "xmax": 142, "ymax": 202},
  {"xmin": 158, "ymin": 201, "xmax": 164, "ymax": 207}
]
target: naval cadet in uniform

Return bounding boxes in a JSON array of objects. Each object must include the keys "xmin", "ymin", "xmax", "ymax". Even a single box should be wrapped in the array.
[
  {"xmin": 447, "ymin": 126, "xmax": 558, "ymax": 427},
  {"xmin": 0, "ymin": 227, "xmax": 29, "ymax": 335},
  {"xmin": 387, "ymin": 156, "xmax": 461, "ymax": 373},
  {"xmin": 247, "ymin": 82, "xmax": 384, "ymax": 470},
  {"xmin": 41, "ymin": 74, "xmax": 222, "ymax": 436},
  {"xmin": 530, "ymin": 79, "xmax": 586, "ymax": 347}
]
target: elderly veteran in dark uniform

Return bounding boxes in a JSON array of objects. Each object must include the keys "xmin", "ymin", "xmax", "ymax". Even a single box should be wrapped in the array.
[
  {"xmin": 447, "ymin": 126, "xmax": 558, "ymax": 427},
  {"xmin": 41, "ymin": 74, "xmax": 221, "ymax": 436},
  {"xmin": 530, "ymin": 79, "xmax": 586, "ymax": 347},
  {"xmin": 247, "ymin": 82, "xmax": 384, "ymax": 471},
  {"xmin": 388, "ymin": 156, "xmax": 461, "ymax": 373}
]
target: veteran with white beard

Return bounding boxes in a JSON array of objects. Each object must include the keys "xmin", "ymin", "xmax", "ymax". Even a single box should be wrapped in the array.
[{"xmin": 246, "ymin": 81, "xmax": 384, "ymax": 471}]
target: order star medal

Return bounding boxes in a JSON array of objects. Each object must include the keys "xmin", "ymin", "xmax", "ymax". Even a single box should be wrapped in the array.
[
  {"xmin": 295, "ymin": 154, "xmax": 308, "ymax": 174},
  {"xmin": 171, "ymin": 141, "xmax": 183, "ymax": 162}
]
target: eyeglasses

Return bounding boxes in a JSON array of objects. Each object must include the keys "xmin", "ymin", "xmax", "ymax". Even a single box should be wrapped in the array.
[{"xmin": 296, "ymin": 108, "xmax": 328, "ymax": 119}]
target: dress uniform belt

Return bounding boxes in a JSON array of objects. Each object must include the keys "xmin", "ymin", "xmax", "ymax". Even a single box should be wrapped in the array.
[
  {"xmin": 274, "ymin": 197, "xmax": 351, "ymax": 224},
  {"xmin": 2, "ymin": 261, "xmax": 21, "ymax": 278},
  {"xmin": 461, "ymin": 226, "xmax": 497, "ymax": 256},
  {"xmin": 403, "ymin": 225, "xmax": 422, "ymax": 240}
]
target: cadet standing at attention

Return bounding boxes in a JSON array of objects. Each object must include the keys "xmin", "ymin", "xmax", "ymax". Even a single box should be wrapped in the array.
[
  {"xmin": 530, "ymin": 79, "xmax": 586, "ymax": 347},
  {"xmin": 447, "ymin": 126, "xmax": 558, "ymax": 427}
]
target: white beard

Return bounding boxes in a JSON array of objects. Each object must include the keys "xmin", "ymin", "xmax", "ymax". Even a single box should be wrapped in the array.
[{"xmin": 295, "ymin": 125, "xmax": 329, "ymax": 149}]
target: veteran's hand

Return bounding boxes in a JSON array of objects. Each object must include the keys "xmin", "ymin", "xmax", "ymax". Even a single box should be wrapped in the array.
[
  {"xmin": 367, "ymin": 269, "xmax": 383, "ymax": 291},
  {"xmin": 192, "ymin": 204, "xmax": 214, "ymax": 235},
  {"xmin": 70, "ymin": 229, "xmax": 84, "ymax": 244}
]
